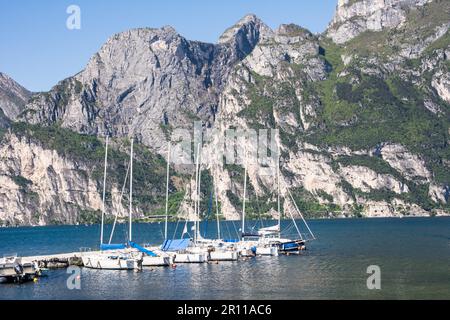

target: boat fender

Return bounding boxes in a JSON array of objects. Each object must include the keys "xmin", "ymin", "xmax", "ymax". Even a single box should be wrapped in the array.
[
  {"xmin": 251, "ymin": 246, "xmax": 257, "ymax": 254},
  {"xmin": 14, "ymin": 263, "xmax": 24, "ymax": 275}
]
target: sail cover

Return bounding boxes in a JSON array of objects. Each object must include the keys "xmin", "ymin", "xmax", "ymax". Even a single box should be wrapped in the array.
[
  {"xmin": 161, "ymin": 239, "xmax": 191, "ymax": 252},
  {"xmin": 258, "ymin": 224, "xmax": 280, "ymax": 236},
  {"xmin": 100, "ymin": 244, "xmax": 126, "ymax": 251},
  {"xmin": 128, "ymin": 241, "xmax": 158, "ymax": 257}
]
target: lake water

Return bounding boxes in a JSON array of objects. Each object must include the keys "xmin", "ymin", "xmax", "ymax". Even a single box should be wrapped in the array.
[{"xmin": 0, "ymin": 217, "xmax": 449, "ymax": 300}]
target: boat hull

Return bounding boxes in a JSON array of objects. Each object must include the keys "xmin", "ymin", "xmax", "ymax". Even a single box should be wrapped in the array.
[
  {"xmin": 209, "ymin": 251, "xmax": 238, "ymax": 261},
  {"xmin": 256, "ymin": 246, "xmax": 279, "ymax": 256},
  {"xmin": 278, "ymin": 240, "xmax": 306, "ymax": 253},
  {"xmin": 174, "ymin": 253, "xmax": 207, "ymax": 263},
  {"xmin": 142, "ymin": 256, "xmax": 172, "ymax": 267},
  {"xmin": 81, "ymin": 255, "xmax": 140, "ymax": 270},
  {"xmin": 239, "ymin": 249, "xmax": 255, "ymax": 257}
]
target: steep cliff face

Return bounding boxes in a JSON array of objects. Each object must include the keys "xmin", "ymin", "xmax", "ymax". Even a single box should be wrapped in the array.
[
  {"xmin": 1, "ymin": 1, "xmax": 449, "ymax": 225},
  {"xmin": 0, "ymin": 132, "xmax": 104, "ymax": 226},
  {"xmin": 0, "ymin": 72, "xmax": 31, "ymax": 121},
  {"xmin": 0, "ymin": 124, "xmax": 175, "ymax": 226},
  {"xmin": 326, "ymin": 0, "xmax": 434, "ymax": 44}
]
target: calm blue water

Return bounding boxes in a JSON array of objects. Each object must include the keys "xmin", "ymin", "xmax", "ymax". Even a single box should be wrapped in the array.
[{"xmin": 0, "ymin": 218, "xmax": 449, "ymax": 300}]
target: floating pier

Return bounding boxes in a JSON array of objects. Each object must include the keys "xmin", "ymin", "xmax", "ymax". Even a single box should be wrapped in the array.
[{"xmin": 21, "ymin": 252, "xmax": 91, "ymax": 269}]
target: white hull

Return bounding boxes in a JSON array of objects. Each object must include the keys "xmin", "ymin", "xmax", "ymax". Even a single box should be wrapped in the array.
[
  {"xmin": 82, "ymin": 255, "xmax": 140, "ymax": 270},
  {"xmin": 209, "ymin": 250, "xmax": 238, "ymax": 261},
  {"xmin": 256, "ymin": 246, "xmax": 279, "ymax": 256},
  {"xmin": 142, "ymin": 256, "xmax": 172, "ymax": 267},
  {"xmin": 239, "ymin": 249, "xmax": 255, "ymax": 257},
  {"xmin": 174, "ymin": 253, "xmax": 207, "ymax": 263},
  {"xmin": 236, "ymin": 240, "xmax": 258, "ymax": 257}
]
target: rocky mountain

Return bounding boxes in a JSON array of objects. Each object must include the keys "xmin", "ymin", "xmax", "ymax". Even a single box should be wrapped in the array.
[
  {"xmin": 0, "ymin": 0, "xmax": 449, "ymax": 226},
  {"xmin": 20, "ymin": 18, "xmax": 269, "ymax": 152},
  {"xmin": 327, "ymin": 0, "xmax": 435, "ymax": 44},
  {"xmin": 0, "ymin": 72, "xmax": 31, "ymax": 122}
]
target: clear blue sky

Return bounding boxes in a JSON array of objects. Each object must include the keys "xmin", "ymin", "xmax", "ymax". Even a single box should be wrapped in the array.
[{"xmin": 0, "ymin": 0, "xmax": 337, "ymax": 92}]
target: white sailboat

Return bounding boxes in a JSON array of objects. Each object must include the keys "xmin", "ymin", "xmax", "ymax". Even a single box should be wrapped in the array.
[
  {"xmin": 162, "ymin": 143, "xmax": 208, "ymax": 264},
  {"xmin": 236, "ymin": 148, "xmax": 279, "ymax": 257},
  {"xmin": 193, "ymin": 182, "xmax": 239, "ymax": 261},
  {"xmin": 142, "ymin": 142, "xmax": 173, "ymax": 267},
  {"xmin": 206, "ymin": 185, "xmax": 239, "ymax": 261},
  {"xmin": 185, "ymin": 144, "xmax": 239, "ymax": 261},
  {"xmin": 81, "ymin": 137, "xmax": 142, "ymax": 270},
  {"xmin": 256, "ymin": 141, "xmax": 315, "ymax": 253}
]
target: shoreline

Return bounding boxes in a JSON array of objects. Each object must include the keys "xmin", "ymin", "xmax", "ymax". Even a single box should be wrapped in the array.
[{"xmin": 1, "ymin": 214, "xmax": 449, "ymax": 229}]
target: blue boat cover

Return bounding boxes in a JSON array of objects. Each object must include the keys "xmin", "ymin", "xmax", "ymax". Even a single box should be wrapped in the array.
[
  {"xmin": 100, "ymin": 244, "xmax": 126, "ymax": 251},
  {"xmin": 129, "ymin": 241, "xmax": 158, "ymax": 257},
  {"xmin": 160, "ymin": 239, "xmax": 191, "ymax": 252}
]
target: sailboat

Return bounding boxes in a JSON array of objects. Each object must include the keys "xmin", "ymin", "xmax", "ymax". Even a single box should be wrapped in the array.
[
  {"xmin": 235, "ymin": 147, "xmax": 277, "ymax": 256},
  {"xmin": 184, "ymin": 144, "xmax": 239, "ymax": 261},
  {"xmin": 193, "ymin": 178, "xmax": 239, "ymax": 261},
  {"xmin": 256, "ymin": 142, "xmax": 316, "ymax": 254},
  {"xmin": 160, "ymin": 143, "xmax": 208, "ymax": 263},
  {"xmin": 141, "ymin": 142, "xmax": 173, "ymax": 267},
  {"xmin": 81, "ymin": 137, "xmax": 142, "ymax": 270}
]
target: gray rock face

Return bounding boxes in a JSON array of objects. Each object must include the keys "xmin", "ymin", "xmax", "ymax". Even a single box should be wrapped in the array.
[
  {"xmin": 327, "ymin": 0, "xmax": 433, "ymax": 43},
  {"xmin": 219, "ymin": 14, "xmax": 274, "ymax": 58},
  {"xmin": 0, "ymin": 72, "xmax": 31, "ymax": 121},
  {"xmin": 20, "ymin": 18, "xmax": 271, "ymax": 153},
  {"xmin": 432, "ymin": 71, "xmax": 450, "ymax": 103},
  {"xmin": 0, "ymin": 133, "xmax": 105, "ymax": 226}
]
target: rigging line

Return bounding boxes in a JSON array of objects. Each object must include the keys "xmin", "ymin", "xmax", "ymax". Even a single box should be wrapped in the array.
[
  {"xmin": 158, "ymin": 223, "xmax": 165, "ymax": 241},
  {"xmin": 171, "ymin": 219, "xmax": 181, "ymax": 242},
  {"xmin": 283, "ymin": 221, "xmax": 295, "ymax": 237},
  {"xmin": 231, "ymin": 219, "xmax": 240, "ymax": 239},
  {"xmin": 286, "ymin": 185, "xmax": 316, "ymax": 240},
  {"xmin": 224, "ymin": 219, "xmax": 232, "ymax": 240},
  {"xmin": 204, "ymin": 191, "xmax": 213, "ymax": 238},
  {"xmin": 254, "ymin": 191, "xmax": 264, "ymax": 230},
  {"xmin": 108, "ymin": 159, "xmax": 130, "ymax": 244},
  {"xmin": 285, "ymin": 199, "xmax": 303, "ymax": 241}
]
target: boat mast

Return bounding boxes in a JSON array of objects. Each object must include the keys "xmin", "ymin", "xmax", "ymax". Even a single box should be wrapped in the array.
[
  {"xmin": 129, "ymin": 138, "xmax": 134, "ymax": 243},
  {"xmin": 277, "ymin": 140, "xmax": 281, "ymax": 237},
  {"xmin": 193, "ymin": 143, "xmax": 201, "ymax": 244},
  {"xmin": 215, "ymin": 183, "xmax": 221, "ymax": 240},
  {"xmin": 196, "ymin": 145, "xmax": 202, "ymax": 242},
  {"xmin": 164, "ymin": 142, "xmax": 171, "ymax": 241},
  {"xmin": 100, "ymin": 135, "xmax": 109, "ymax": 246},
  {"xmin": 241, "ymin": 147, "xmax": 247, "ymax": 239}
]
